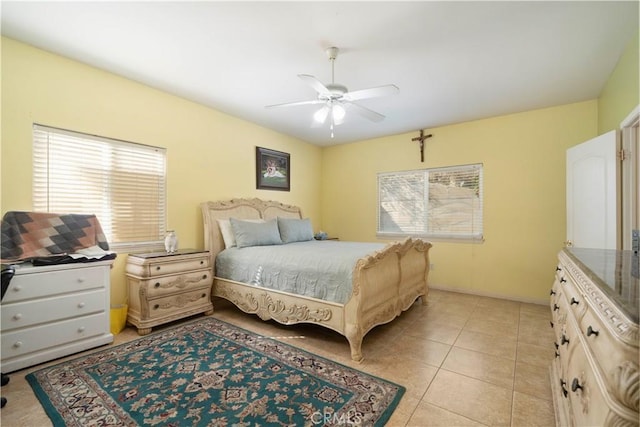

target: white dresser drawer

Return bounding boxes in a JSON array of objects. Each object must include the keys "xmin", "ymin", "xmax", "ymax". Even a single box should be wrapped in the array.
[
  {"xmin": 3, "ymin": 265, "xmax": 107, "ymax": 302},
  {"xmin": 143, "ymin": 270, "xmax": 212, "ymax": 298},
  {"xmin": 1, "ymin": 312, "xmax": 108, "ymax": 359},
  {"xmin": 1, "ymin": 289, "xmax": 106, "ymax": 331}
]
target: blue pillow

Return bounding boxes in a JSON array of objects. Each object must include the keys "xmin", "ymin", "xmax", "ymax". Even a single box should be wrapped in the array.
[
  {"xmin": 230, "ymin": 218, "xmax": 282, "ymax": 248},
  {"xmin": 277, "ymin": 217, "xmax": 314, "ymax": 244}
]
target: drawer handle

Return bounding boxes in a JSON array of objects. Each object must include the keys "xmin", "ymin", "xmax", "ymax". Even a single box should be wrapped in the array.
[
  {"xmin": 154, "ymin": 282, "xmax": 161, "ymax": 288},
  {"xmin": 154, "ymin": 304, "xmax": 160, "ymax": 310},
  {"xmin": 587, "ymin": 326, "xmax": 599, "ymax": 337},
  {"xmin": 156, "ymin": 266, "xmax": 161, "ymax": 271},
  {"xmin": 556, "ymin": 266, "xmax": 562, "ymax": 272},
  {"xmin": 78, "ymin": 277, "xmax": 85, "ymax": 283},
  {"xmin": 78, "ymin": 326, "xmax": 85, "ymax": 333},
  {"xmin": 550, "ymin": 289, "xmax": 556, "ymax": 296},
  {"xmin": 13, "ymin": 341, "xmax": 22, "ymax": 348},
  {"xmin": 570, "ymin": 297, "xmax": 579, "ymax": 305},
  {"xmin": 560, "ymin": 380, "xmax": 568, "ymax": 398},
  {"xmin": 200, "ymin": 260, "xmax": 204, "ymax": 265},
  {"xmin": 12, "ymin": 285, "xmax": 22, "ymax": 292},
  {"xmin": 201, "ymin": 293, "xmax": 206, "ymax": 298},
  {"xmin": 560, "ymin": 278, "xmax": 567, "ymax": 284},
  {"xmin": 202, "ymin": 274, "xmax": 208, "ymax": 280},
  {"xmin": 78, "ymin": 302, "xmax": 86, "ymax": 308},
  {"xmin": 13, "ymin": 313, "xmax": 22, "ymax": 321},
  {"xmin": 571, "ymin": 378, "xmax": 583, "ymax": 392},
  {"xmin": 561, "ymin": 334, "xmax": 570, "ymax": 346},
  {"xmin": 553, "ymin": 304, "xmax": 560, "ymax": 311}
]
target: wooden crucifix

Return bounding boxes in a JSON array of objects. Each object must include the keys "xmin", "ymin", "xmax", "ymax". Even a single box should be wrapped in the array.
[{"xmin": 411, "ymin": 129, "xmax": 433, "ymax": 162}]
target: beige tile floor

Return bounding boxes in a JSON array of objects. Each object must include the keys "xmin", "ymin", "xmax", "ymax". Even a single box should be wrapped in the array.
[{"xmin": 0, "ymin": 289, "xmax": 556, "ymax": 426}]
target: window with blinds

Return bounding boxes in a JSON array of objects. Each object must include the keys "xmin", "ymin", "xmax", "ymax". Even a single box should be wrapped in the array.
[
  {"xmin": 378, "ymin": 163, "xmax": 483, "ymax": 241},
  {"xmin": 33, "ymin": 124, "xmax": 167, "ymax": 250}
]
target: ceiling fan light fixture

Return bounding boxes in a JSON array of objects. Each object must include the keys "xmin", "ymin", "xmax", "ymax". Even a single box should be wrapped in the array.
[
  {"xmin": 313, "ymin": 105, "xmax": 330, "ymax": 123},
  {"xmin": 332, "ymin": 104, "xmax": 346, "ymax": 122}
]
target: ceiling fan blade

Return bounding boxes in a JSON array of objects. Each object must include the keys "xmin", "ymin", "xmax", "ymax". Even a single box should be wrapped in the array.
[
  {"xmin": 265, "ymin": 99, "xmax": 324, "ymax": 109},
  {"xmin": 298, "ymin": 74, "xmax": 331, "ymax": 96},
  {"xmin": 343, "ymin": 84, "xmax": 399, "ymax": 102},
  {"xmin": 346, "ymin": 102, "xmax": 386, "ymax": 122}
]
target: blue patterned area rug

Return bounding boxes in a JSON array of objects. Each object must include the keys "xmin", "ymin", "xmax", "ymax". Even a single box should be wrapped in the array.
[{"xmin": 26, "ymin": 317, "xmax": 404, "ymax": 426}]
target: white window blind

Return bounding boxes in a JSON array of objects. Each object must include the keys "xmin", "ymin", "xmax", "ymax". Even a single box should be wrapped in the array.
[
  {"xmin": 378, "ymin": 163, "xmax": 483, "ymax": 241},
  {"xmin": 33, "ymin": 124, "xmax": 167, "ymax": 250}
]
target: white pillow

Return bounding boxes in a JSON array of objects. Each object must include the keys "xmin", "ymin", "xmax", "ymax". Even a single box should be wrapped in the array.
[{"xmin": 217, "ymin": 218, "xmax": 264, "ymax": 248}]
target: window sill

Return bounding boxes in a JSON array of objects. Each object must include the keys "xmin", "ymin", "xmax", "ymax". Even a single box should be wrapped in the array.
[{"xmin": 376, "ymin": 233, "xmax": 484, "ymax": 244}]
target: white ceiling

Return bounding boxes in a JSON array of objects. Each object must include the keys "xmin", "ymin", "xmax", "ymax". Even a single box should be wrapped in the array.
[{"xmin": 1, "ymin": 1, "xmax": 638, "ymax": 146}]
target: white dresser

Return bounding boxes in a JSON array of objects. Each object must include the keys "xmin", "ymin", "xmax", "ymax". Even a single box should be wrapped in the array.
[
  {"xmin": 550, "ymin": 248, "xmax": 639, "ymax": 426},
  {"xmin": 126, "ymin": 250, "xmax": 213, "ymax": 335},
  {"xmin": 1, "ymin": 260, "xmax": 114, "ymax": 373}
]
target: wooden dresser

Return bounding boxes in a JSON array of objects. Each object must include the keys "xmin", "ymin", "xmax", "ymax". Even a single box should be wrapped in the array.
[
  {"xmin": 550, "ymin": 248, "xmax": 639, "ymax": 426},
  {"xmin": 126, "ymin": 249, "xmax": 213, "ymax": 335},
  {"xmin": 1, "ymin": 260, "xmax": 114, "ymax": 373}
]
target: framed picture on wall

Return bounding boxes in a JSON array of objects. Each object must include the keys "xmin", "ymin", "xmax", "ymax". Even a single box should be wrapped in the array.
[{"xmin": 256, "ymin": 147, "xmax": 290, "ymax": 191}]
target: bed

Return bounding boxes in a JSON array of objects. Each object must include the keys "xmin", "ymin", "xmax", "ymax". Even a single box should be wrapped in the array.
[{"xmin": 201, "ymin": 198, "xmax": 432, "ymax": 362}]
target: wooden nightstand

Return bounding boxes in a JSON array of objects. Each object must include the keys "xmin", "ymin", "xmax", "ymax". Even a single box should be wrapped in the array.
[{"xmin": 125, "ymin": 249, "xmax": 213, "ymax": 335}]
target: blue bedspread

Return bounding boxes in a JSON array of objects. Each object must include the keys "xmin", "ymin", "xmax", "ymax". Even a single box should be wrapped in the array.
[{"xmin": 215, "ymin": 240, "xmax": 385, "ymax": 304}]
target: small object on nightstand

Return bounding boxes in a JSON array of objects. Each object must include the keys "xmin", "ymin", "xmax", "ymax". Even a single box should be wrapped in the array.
[
  {"xmin": 164, "ymin": 230, "xmax": 178, "ymax": 253},
  {"xmin": 314, "ymin": 231, "xmax": 327, "ymax": 240}
]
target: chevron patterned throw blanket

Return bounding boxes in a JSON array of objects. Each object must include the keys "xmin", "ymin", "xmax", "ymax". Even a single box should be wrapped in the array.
[{"xmin": 1, "ymin": 211, "xmax": 111, "ymax": 263}]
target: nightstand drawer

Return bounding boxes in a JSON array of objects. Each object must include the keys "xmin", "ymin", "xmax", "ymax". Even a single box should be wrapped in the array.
[
  {"xmin": 142, "ymin": 257, "xmax": 209, "ymax": 277},
  {"xmin": 143, "ymin": 270, "xmax": 212, "ymax": 298},
  {"xmin": 144, "ymin": 287, "xmax": 211, "ymax": 320}
]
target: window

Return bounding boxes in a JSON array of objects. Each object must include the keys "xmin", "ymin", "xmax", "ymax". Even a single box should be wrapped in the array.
[
  {"xmin": 33, "ymin": 124, "xmax": 167, "ymax": 251},
  {"xmin": 378, "ymin": 163, "xmax": 483, "ymax": 241}
]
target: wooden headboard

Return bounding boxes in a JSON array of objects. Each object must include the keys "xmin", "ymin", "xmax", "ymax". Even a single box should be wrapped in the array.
[{"xmin": 200, "ymin": 198, "xmax": 302, "ymax": 269}]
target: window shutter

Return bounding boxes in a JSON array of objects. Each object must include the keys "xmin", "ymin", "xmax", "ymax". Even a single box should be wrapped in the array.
[
  {"xmin": 378, "ymin": 164, "xmax": 483, "ymax": 241},
  {"xmin": 33, "ymin": 124, "xmax": 167, "ymax": 249}
]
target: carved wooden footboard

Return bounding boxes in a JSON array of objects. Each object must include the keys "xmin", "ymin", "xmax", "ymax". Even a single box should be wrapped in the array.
[{"xmin": 201, "ymin": 199, "xmax": 432, "ymax": 362}]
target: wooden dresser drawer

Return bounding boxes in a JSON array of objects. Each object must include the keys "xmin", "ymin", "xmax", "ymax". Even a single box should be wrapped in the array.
[
  {"xmin": 2, "ymin": 265, "xmax": 106, "ymax": 303},
  {"xmin": 142, "ymin": 270, "xmax": 212, "ymax": 298},
  {"xmin": 557, "ymin": 270, "xmax": 587, "ymax": 320},
  {"xmin": 1, "ymin": 312, "xmax": 108, "ymax": 358},
  {"xmin": 128, "ymin": 254, "xmax": 210, "ymax": 278},
  {"xmin": 143, "ymin": 287, "xmax": 212, "ymax": 320},
  {"xmin": 1, "ymin": 289, "xmax": 106, "ymax": 331},
  {"xmin": 564, "ymin": 329, "xmax": 612, "ymax": 427},
  {"xmin": 579, "ymin": 307, "xmax": 639, "ymax": 397}
]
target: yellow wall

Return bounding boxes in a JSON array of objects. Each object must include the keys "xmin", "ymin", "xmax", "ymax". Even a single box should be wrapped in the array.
[
  {"xmin": 2, "ymin": 29, "xmax": 635, "ymax": 306},
  {"xmin": 1, "ymin": 37, "xmax": 322, "ymax": 305},
  {"xmin": 321, "ymin": 101, "xmax": 598, "ymax": 303},
  {"xmin": 598, "ymin": 31, "xmax": 639, "ymax": 132}
]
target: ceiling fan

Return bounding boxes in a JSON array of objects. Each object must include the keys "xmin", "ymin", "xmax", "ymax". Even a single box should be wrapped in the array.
[{"xmin": 266, "ymin": 47, "xmax": 399, "ymax": 138}]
